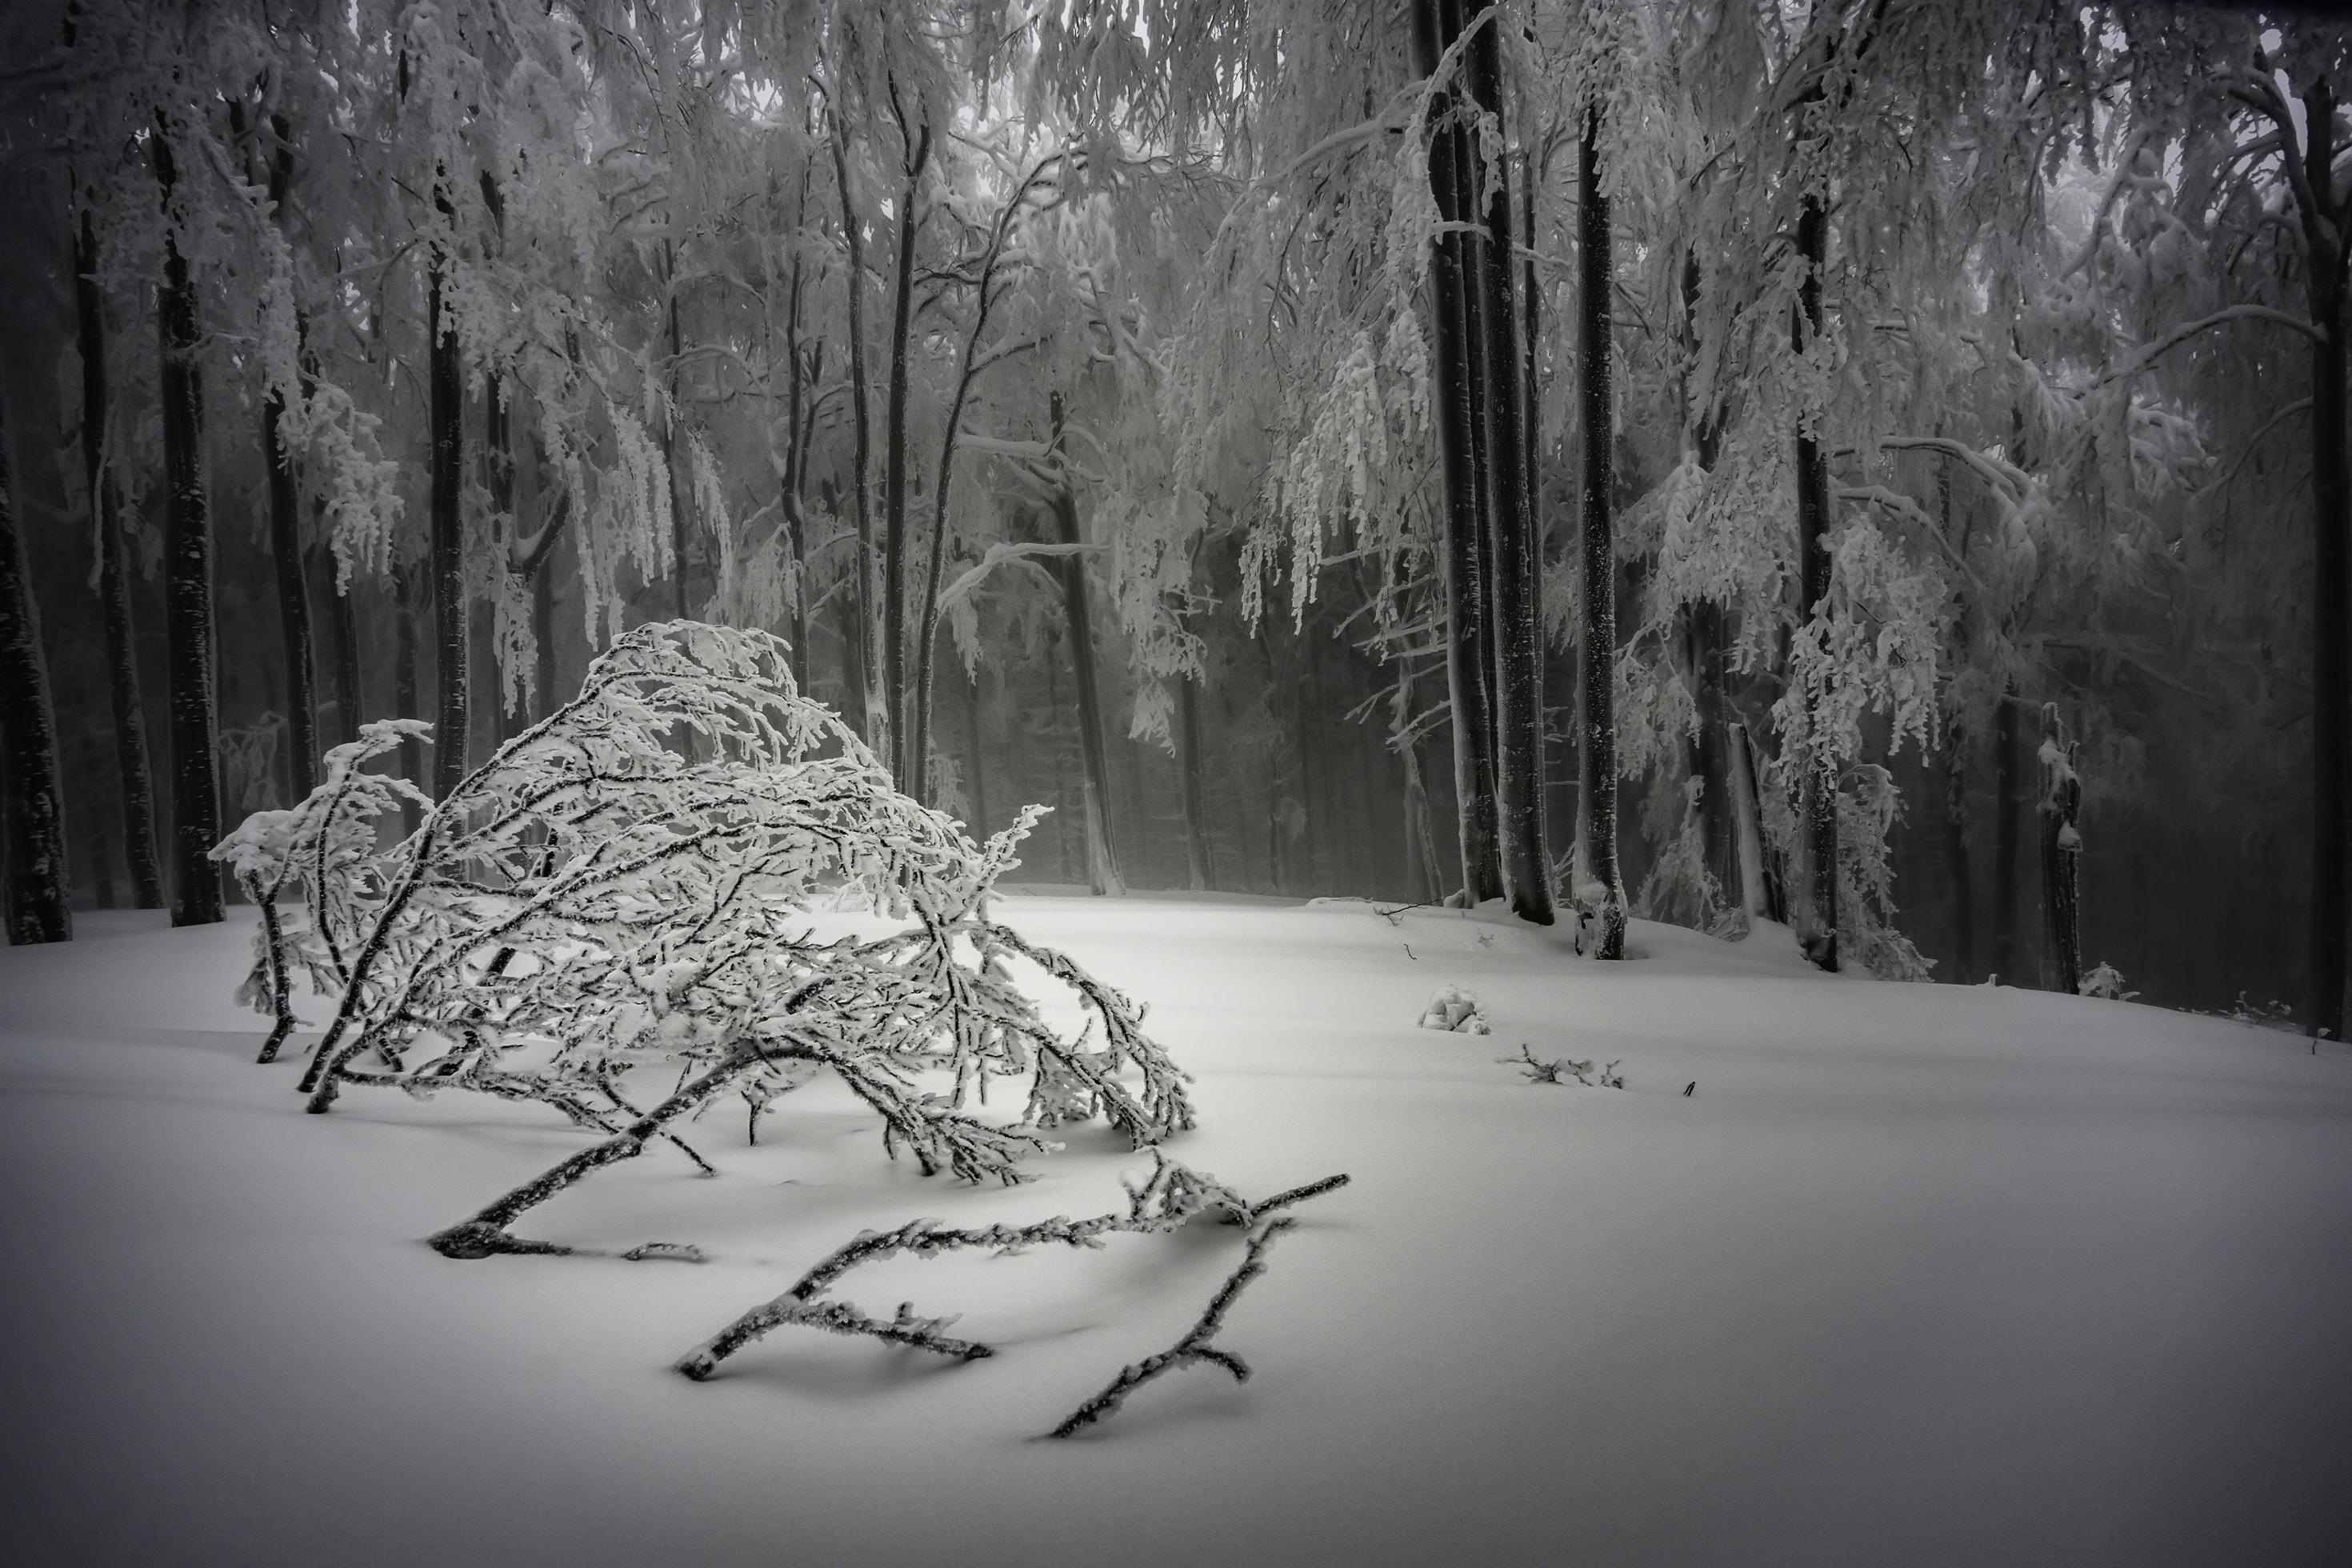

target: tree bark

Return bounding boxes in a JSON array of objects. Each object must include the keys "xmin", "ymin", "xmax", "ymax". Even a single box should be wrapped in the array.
[
  {"xmin": 1178, "ymin": 674, "xmax": 1212, "ymax": 890},
  {"xmin": 882, "ymin": 109, "xmax": 933, "ymax": 785},
  {"xmin": 1793, "ymin": 190, "xmax": 1838, "ymax": 971},
  {"xmin": 1466, "ymin": 4, "xmax": 1554, "ymax": 925},
  {"xmin": 2038, "ymin": 702, "xmax": 2082, "ymax": 996},
  {"xmin": 827, "ymin": 116, "xmax": 889, "ymax": 758},
  {"xmin": 323, "ymin": 542, "xmax": 360, "ymax": 748},
  {"xmin": 428, "ymin": 195, "xmax": 467, "ymax": 802},
  {"xmin": 0, "ymin": 386, "xmax": 71, "ymax": 942},
  {"xmin": 1993, "ymin": 682, "xmax": 2021, "ymax": 986},
  {"xmin": 662, "ymin": 238, "xmax": 693, "ymax": 622},
  {"xmin": 1944, "ymin": 713, "xmax": 1975, "ymax": 984},
  {"xmin": 153, "ymin": 122, "xmax": 222, "ymax": 926},
  {"xmin": 2301, "ymin": 78, "xmax": 2348, "ymax": 1042},
  {"xmin": 1726, "ymin": 721, "xmax": 1776, "ymax": 930},
  {"xmin": 265, "ymin": 117, "xmax": 318, "ymax": 800},
  {"xmin": 1410, "ymin": 0, "xmax": 1502, "ymax": 906},
  {"xmin": 1048, "ymin": 398, "xmax": 1125, "ymax": 896},
  {"xmin": 960, "ymin": 666, "xmax": 990, "ymax": 838},
  {"xmin": 75, "ymin": 205, "xmax": 162, "ymax": 908},
  {"xmin": 1578, "ymin": 106, "xmax": 1627, "ymax": 958}
]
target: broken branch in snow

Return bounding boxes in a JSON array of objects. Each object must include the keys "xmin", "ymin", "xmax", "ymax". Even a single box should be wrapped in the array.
[
  {"xmin": 1048, "ymin": 1216, "xmax": 1299, "ymax": 1439},
  {"xmin": 676, "ymin": 1158, "xmax": 1346, "ymax": 1402},
  {"xmin": 1498, "ymin": 1044, "xmax": 1625, "ymax": 1089}
]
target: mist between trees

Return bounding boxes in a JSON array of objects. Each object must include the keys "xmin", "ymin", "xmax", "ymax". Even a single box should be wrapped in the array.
[{"xmin": 0, "ymin": 0, "xmax": 2338, "ymax": 1032}]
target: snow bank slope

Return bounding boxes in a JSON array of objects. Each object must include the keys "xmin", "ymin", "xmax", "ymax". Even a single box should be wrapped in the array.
[{"xmin": 1, "ymin": 897, "xmax": 2346, "ymax": 1566}]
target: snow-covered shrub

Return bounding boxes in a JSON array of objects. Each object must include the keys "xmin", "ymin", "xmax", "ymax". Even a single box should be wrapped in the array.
[
  {"xmin": 2078, "ymin": 962, "xmax": 2136, "ymax": 1002},
  {"xmin": 232, "ymin": 622, "xmax": 1191, "ymax": 1257},
  {"xmin": 1498, "ymin": 1044, "xmax": 1625, "ymax": 1089},
  {"xmin": 1418, "ymin": 985, "xmax": 1490, "ymax": 1034},
  {"xmin": 210, "ymin": 721, "xmax": 434, "ymax": 1062}
]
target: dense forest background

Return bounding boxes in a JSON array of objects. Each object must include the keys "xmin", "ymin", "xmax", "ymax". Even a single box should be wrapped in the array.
[{"xmin": 0, "ymin": 0, "xmax": 2338, "ymax": 1027}]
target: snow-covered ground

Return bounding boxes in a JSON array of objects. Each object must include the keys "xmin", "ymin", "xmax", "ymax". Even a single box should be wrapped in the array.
[{"xmin": 2, "ymin": 896, "xmax": 2347, "ymax": 1566}]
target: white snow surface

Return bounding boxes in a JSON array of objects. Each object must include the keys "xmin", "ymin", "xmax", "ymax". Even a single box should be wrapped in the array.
[{"xmin": 2, "ymin": 897, "xmax": 2349, "ymax": 1566}]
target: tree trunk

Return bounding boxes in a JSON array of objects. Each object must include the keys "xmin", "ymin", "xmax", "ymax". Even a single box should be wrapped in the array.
[
  {"xmin": 2038, "ymin": 702, "xmax": 2082, "ymax": 996},
  {"xmin": 1048, "ymin": 398, "xmax": 1125, "ymax": 896},
  {"xmin": 1993, "ymin": 682, "xmax": 2021, "ymax": 986},
  {"xmin": 1410, "ymin": 0, "xmax": 1502, "ymax": 906},
  {"xmin": 1178, "ymin": 674, "xmax": 1212, "ymax": 890},
  {"xmin": 1466, "ymin": 6, "xmax": 1554, "ymax": 925},
  {"xmin": 882, "ymin": 116, "xmax": 933, "ymax": 784},
  {"xmin": 1578, "ymin": 106, "xmax": 1627, "ymax": 958},
  {"xmin": 265, "ymin": 119, "xmax": 318, "ymax": 799},
  {"xmin": 2302, "ymin": 78, "xmax": 2349, "ymax": 1042},
  {"xmin": 428, "ymin": 210, "xmax": 467, "ymax": 802},
  {"xmin": 827, "ymin": 122, "xmax": 890, "ymax": 759},
  {"xmin": 662, "ymin": 238, "xmax": 693, "ymax": 621},
  {"xmin": 1726, "ymin": 721, "xmax": 1774, "ymax": 930},
  {"xmin": 153, "ymin": 123, "xmax": 222, "ymax": 926},
  {"xmin": 394, "ymin": 565, "xmax": 424, "ymax": 837},
  {"xmin": 322, "ymin": 540, "xmax": 362, "ymax": 749},
  {"xmin": 1945, "ymin": 714, "xmax": 1975, "ymax": 984},
  {"xmin": 1793, "ymin": 190, "xmax": 1838, "ymax": 971},
  {"xmin": 76, "ymin": 206, "xmax": 162, "ymax": 908},
  {"xmin": 0, "ymin": 387, "xmax": 71, "ymax": 942},
  {"xmin": 960, "ymin": 666, "xmax": 990, "ymax": 838}
]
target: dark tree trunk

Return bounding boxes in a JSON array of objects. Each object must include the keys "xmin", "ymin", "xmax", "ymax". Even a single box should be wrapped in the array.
[
  {"xmin": 1993, "ymin": 682, "xmax": 2021, "ymax": 986},
  {"xmin": 265, "ymin": 118, "xmax": 318, "ymax": 799},
  {"xmin": 960, "ymin": 666, "xmax": 990, "ymax": 838},
  {"xmin": 1577, "ymin": 106, "xmax": 1627, "ymax": 958},
  {"xmin": 1178, "ymin": 674, "xmax": 1212, "ymax": 890},
  {"xmin": 882, "ymin": 115, "xmax": 933, "ymax": 784},
  {"xmin": 153, "ymin": 124, "xmax": 222, "ymax": 926},
  {"xmin": 75, "ymin": 206, "xmax": 162, "ymax": 907},
  {"xmin": 827, "ymin": 121, "xmax": 888, "ymax": 756},
  {"xmin": 662, "ymin": 239, "xmax": 693, "ymax": 621},
  {"xmin": 1466, "ymin": 5, "xmax": 1553, "ymax": 925},
  {"xmin": 1793, "ymin": 190, "xmax": 1838, "ymax": 971},
  {"xmin": 395, "ymin": 564, "xmax": 424, "ymax": 837},
  {"xmin": 0, "ymin": 387, "xmax": 71, "ymax": 942},
  {"xmin": 1727, "ymin": 721, "xmax": 1778, "ymax": 928},
  {"xmin": 1410, "ymin": 0, "xmax": 1501, "ymax": 906},
  {"xmin": 1048, "ymin": 398, "xmax": 1124, "ymax": 895},
  {"xmin": 2302, "ymin": 78, "xmax": 2349, "ymax": 1042},
  {"xmin": 2038, "ymin": 702, "xmax": 2082, "ymax": 996},
  {"xmin": 323, "ymin": 544, "xmax": 361, "ymax": 749},
  {"xmin": 1945, "ymin": 714, "xmax": 1976, "ymax": 984},
  {"xmin": 781, "ymin": 234, "xmax": 814, "ymax": 694},
  {"xmin": 428, "ymin": 211, "xmax": 466, "ymax": 802}
]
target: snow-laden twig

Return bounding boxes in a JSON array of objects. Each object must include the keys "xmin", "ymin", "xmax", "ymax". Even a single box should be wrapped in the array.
[
  {"xmin": 677, "ymin": 1158, "xmax": 1346, "ymax": 1379},
  {"xmin": 1498, "ymin": 1044, "xmax": 1625, "ymax": 1089},
  {"xmin": 1047, "ymin": 1217, "xmax": 1299, "ymax": 1439}
]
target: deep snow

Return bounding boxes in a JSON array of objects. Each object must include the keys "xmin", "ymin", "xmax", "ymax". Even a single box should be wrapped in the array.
[{"xmin": 2, "ymin": 896, "xmax": 2347, "ymax": 1566}]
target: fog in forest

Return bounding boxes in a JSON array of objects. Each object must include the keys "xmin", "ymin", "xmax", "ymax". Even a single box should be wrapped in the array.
[{"xmin": 0, "ymin": 0, "xmax": 2338, "ymax": 1032}]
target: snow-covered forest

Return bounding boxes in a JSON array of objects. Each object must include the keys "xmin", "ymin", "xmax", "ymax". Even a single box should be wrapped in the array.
[{"xmin": 0, "ymin": 2, "xmax": 2349, "ymax": 1563}]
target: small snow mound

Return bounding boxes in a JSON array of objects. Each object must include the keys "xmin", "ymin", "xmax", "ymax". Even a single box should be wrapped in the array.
[{"xmin": 1418, "ymin": 985, "xmax": 1491, "ymax": 1034}]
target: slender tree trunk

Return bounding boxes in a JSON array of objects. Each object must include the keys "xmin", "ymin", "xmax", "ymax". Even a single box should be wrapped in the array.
[
  {"xmin": 662, "ymin": 239, "xmax": 692, "ymax": 621},
  {"xmin": 827, "ymin": 118, "xmax": 889, "ymax": 758},
  {"xmin": 1048, "ymin": 398, "xmax": 1125, "ymax": 895},
  {"xmin": 1466, "ymin": 6, "xmax": 1553, "ymax": 924},
  {"xmin": 1727, "ymin": 721, "xmax": 1774, "ymax": 929},
  {"xmin": 264, "ymin": 118, "xmax": 318, "ymax": 799},
  {"xmin": 428, "ymin": 205, "xmax": 466, "ymax": 802},
  {"xmin": 75, "ymin": 206, "xmax": 162, "ymax": 907},
  {"xmin": 2302, "ymin": 80, "xmax": 2349, "ymax": 1041},
  {"xmin": 1178, "ymin": 674, "xmax": 1212, "ymax": 890},
  {"xmin": 1411, "ymin": 0, "xmax": 1501, "ymax": 906},
  {"xmin": 2038, "ymin": 702, "xmax": 2082, "ymax": 996},
  {"xmin": 153, "ymin": 124, "xmax": 222, "ymax": 926},
  {"xmin": 960, "ymin": 666, "xmax": 990, "ymax": 838},
  {"xmin": 0, "ymin": 388, "xmax": 71, "ymax": 942},
  {"xmin": 781, "ymin": 234, "xmax": 814, "ymax": 694},
  {"xmin": 882, "ymin": 115, "xmax": 933, "ymax": 784},
  {"xmin": 324, "ymin": 544, "xmax": 361, "ymax": 748},
  {"xmin": 395, "ymin": 565, "xmax": 424, "ymax": 838},
  {"xmin": 1578, "ymin": 106, "xmax": 1627, "ymax": 958},
  {"xmin": 1945, "ymin": 714, "xmax": 1976, "ymax": 984},
  {"xmin": 1993, "ymin": 682, "xmax": 2021, "ymax": 985},
  {"xmin": 1793, "ymin": 190, "xmax": 1838, "ymax": 971}
]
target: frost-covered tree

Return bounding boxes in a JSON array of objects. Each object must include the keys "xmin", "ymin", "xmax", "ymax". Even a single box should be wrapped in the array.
[{"xmin": 239, "ymin": 622, "xmax": 1191, "ymax": 1253}]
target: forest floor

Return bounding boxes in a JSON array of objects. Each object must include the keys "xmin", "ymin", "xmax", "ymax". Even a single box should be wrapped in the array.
[{"xmin": 1, "ymin": 894, "xmax": 2348, "ymax": 1566}]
